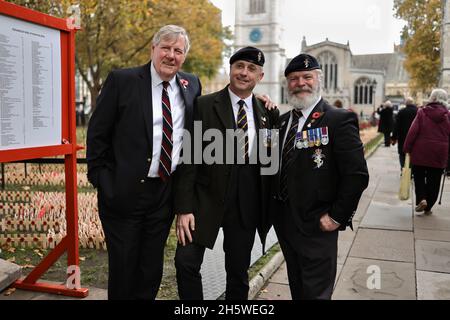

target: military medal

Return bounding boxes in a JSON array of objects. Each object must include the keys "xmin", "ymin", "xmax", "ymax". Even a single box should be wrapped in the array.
[
  {"xmin": 302, "ymin": 130, "xmax": 308, "ymax": 149},
  {"xmin": 314, "ymin": 128, "xmax": 322, "ymax": 147},
  {"xmin": 312, "ymin": 148, "xmax": 326, "ymax": 169},
  {"xmin": 321, "ymin": 127, "xmax": 329, "ymax": 145},
  {"xmin": 295, "ymin": 132, "xmax": 303, "ymax": 149},
  {"xmin": 307, "ymin": 129, "xmax": 315, "ymax": 148}
]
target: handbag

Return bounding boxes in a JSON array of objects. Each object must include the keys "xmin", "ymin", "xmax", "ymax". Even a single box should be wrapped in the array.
[{"xmin": 399, "ymin": 154, "xmax": 411, "ymax": 200}]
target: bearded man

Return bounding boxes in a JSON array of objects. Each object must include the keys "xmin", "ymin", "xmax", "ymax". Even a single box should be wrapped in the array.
[{"xmin": 270, "ymin": 53, "xmax": 369, "ymax": 300}]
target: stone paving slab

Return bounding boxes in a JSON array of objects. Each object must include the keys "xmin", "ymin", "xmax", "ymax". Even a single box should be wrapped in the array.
[
  {"xmin": 333, "ymin": 257, "xmax": 416, "ymax": 300},
  {"xmin": 353, "ymin": 195, "xmax": 371, "ymax": 223},
  {"xmin": 416, "ymin": 270, "xmax": 450, "ymax": 300},
  {"xmin": 372, "ymin": 192, "xmax": 413, "ymax": 206},
  {"xmin": 335, "ymin": 264, "xmax": 343, "ymax": 287},
  {"xmin": 360, "ymin": 202, "xmax": 412, "ymax": 231},
  {"xmin": 257, "ymin": 282, "xmax": 291, "ymax": 300},
  {"xmin": 0, "ymin": 259, "xmax": 21, "ymax": 292},
  {"xmin": 337, "ymin": 240, "xmax": 352, "ymax": 265},
  {"xmin": 416, "ymin": 240, "xmax": 450, "ymax": 273},
  {"xmin": 349, "ymin": 229, "xmax": 414, "ymax": 262},
  {"xmin": 338, "ymin": 229, "xmax": 357, "ymax": 242},
  {"xmin": 415, "ymin": 229, "xmax": 450, "ymax": 242},
  {"xmin": 269, "ymin": 262, "xmax": 288, "ymax": 285},
  {"xmin": 414, "ymin": 214, "xmax": 450, "ymax": 231}
]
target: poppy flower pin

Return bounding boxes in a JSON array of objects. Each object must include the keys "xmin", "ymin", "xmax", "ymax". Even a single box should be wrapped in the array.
[
  {"xmin": 180, "ymin": 79, "xmax": 189, "ymax": 90},
  {"xmin": 312, "ymin": 112, "xmax": 323, "ymax": 119}
]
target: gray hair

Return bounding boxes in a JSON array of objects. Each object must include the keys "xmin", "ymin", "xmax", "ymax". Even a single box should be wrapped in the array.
[
  {"xmin": 429, "ymin": 88, "xmax": 448, "ymax": 106},
  {"xmin": 405, "ymin": 97, "xmax": 414, "ymax": 105},
  {"xmin": 384, "ymin": 100, "xmax": 392, "ymax": 107},
  {"xmin": 152, "ymin": 25, "xmax": 190, "ymax": 55}
]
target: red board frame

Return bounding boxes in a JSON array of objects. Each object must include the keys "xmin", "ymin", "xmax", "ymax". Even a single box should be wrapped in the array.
[{"xmin": 0, "ymin": 1, "xmax": 88, "ymax": 298}]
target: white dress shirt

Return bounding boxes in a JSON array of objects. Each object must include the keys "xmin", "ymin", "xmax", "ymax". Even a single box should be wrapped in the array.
[
  {"xmin": 148, "ymin": 62, "xmax": 185, "ymax": 177},
  {"xmin": 228, "ymin": 88, "xmax": 256, "ymax": 156}
]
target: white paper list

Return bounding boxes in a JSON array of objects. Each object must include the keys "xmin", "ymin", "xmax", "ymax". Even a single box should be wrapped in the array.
[{"xmin": 0, "ymin": 14, "xmax": 61, "ymax": 151}]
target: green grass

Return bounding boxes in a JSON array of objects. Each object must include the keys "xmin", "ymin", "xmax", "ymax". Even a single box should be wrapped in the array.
[
  {"xmin": 249, "ymin": 243, "xmax": 281, "ymax": 280},
  {"xmin": 364, "ymin": 133, "xmax": 383, "ymax": 157}
]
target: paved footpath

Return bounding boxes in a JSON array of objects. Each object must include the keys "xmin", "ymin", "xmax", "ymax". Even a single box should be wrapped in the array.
[{"xmin": 258, "ymin": 145, "xmax": 450, "ymax": 300}]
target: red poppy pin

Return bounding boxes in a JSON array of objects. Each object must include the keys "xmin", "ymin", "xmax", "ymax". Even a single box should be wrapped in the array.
[
  {"xmin": 180, "ymin": 79, "xmax": 189, "ymax": 89},
  {"xmin": 312, "ymin": 112, "xmax": 323, "ymax": 119}
]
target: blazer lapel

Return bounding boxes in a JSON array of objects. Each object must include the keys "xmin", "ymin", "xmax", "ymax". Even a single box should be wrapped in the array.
[
  {"xmin": 138, "ymin": 62, "xmax": 153, "ymax": 146},
  {"xmin": 302, "ymin": 99, "xmax": 326, "ymax": 130},
  {"xmin": 176, "ymin": 74, "xmax": 193, "ymax": 130},
  {"xmin": 213, "ymin": 86, "xmax": 235, "ymax": 130},
  {"xmin": 252, "ymin": 95, "xmax": 266, "ymax": 131}
]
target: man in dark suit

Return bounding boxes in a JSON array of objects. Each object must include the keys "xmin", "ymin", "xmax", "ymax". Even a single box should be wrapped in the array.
[
  {"xmin": 391, "ymin": 97, "xmax": 418, "ymax": 168},
  {"xmin": 173, "ymin": 47, "xmax": 278, "ymax": 300},
  {"xmin": 271, "ymin": 53, "xmax": 369, "ymax": 300},
  {"xmin": 86, "ymin": 25, "xmax": 201, "ymax": 300}
]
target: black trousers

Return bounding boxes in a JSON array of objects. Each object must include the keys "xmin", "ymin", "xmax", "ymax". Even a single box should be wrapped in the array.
[
  {"xmin": 273, "ymin": 202, "xmax": 338, "ymax": 300},
  {"xmin": 175, "ymin": 206, "xmax": 256, "ymax": 300},
  {"xmin": 412, "ymin": 165, "xmax": 444, "ymax": 211},
  {"xmin": 99, "ymin": 177, "xmax": 173, "ymax": 300},
  {"xmin": 399, "ymin": 151, "xmax": 406, "ymax": 169},
  {"xmin": 383, "ymin": 131, "xmax": 391, "ymax": 146}
]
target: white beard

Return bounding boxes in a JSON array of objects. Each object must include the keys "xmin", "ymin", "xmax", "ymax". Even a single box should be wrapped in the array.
[{"xmin": 288, "ymin": 90, "xmax": 321, "ymax": 110}]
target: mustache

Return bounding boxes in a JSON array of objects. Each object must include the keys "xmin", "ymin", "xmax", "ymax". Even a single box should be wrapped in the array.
[{"xmin": 289, "ymin": 87, "xmax": 313, "ymax": 95}]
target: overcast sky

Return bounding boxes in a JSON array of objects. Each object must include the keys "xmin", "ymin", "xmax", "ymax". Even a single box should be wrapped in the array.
[{"xmin": 210, "ymin": 0, "xmax": 406, "ymax": 57}]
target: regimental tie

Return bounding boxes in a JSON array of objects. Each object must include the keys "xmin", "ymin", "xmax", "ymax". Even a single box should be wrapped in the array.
[
  {"xmin": 158, "ymin": 81, "xmax": 173, "ymax": 181},
  {"xmin": 237, "ymin": 100, "xmax": 249, "ymax": 163},
  {"xmin": 279, "ymin": 109, "xmax": 303, "ymax": 201}
]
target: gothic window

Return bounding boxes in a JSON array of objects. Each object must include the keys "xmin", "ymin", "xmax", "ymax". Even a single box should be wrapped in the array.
[
  {"xmin": 317, "ymin": 51, "xmax": 338, "ymax": 91},
  {"xmin": 249, "ymin": 0, "xmax": 265, "ymax": 14},
  {"xmin": 354, "ymin": 77, "xmax": 376, "ymax": 105}
]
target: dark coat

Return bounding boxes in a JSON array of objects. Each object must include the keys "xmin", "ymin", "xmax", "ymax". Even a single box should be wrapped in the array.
[
  {"xmin": 403, "ymin": 102, "xmax": 450, "ymax": 169},
  {"xmin": 86, "ymin": 61, "xmax": 201, "ymax": 214},
  {"xmin": 392, "ymin": 104, "xmax": 418, "ymax": 153},
  {"xmin": 173, "ymin": 86, "xmax": 279, "ymax": 249},
  {"xmin": 377, "ymin": 106, "xmax": 394, "ymax": 133},
  {"xmin": 272, "ymin": 99, "xmax": 369, "ymax": 235}
]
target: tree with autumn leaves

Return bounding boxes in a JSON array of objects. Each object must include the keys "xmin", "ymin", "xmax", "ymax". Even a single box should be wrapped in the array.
[
  {"xmin": 394, "ymin": 0, "xmax": 442, "ymax": 94},
  {"xmin": 10, "ymin": 0, "xmax": 231, "ymax": 110}
]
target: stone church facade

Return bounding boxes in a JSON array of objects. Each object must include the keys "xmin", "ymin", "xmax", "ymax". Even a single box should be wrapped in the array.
[{"xmin": 231, "ymin": 0, "xmax": 411, "ymax": 117}]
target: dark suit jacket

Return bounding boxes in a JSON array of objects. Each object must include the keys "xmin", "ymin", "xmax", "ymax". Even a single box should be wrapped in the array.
[
  {"xmin": 86, "ymin": 61, "xmax": 201, "ymax": 214},
  {"xmin": 392, "ymin": 104, "xmax": 418, "ymax": 153},
  {"xmin": 272, "ymin": 99, "xmax": 369, "ymax": 235},
  {"xmin": 174, "ymin": 86, "xmax": 279, "ymax": 249}
]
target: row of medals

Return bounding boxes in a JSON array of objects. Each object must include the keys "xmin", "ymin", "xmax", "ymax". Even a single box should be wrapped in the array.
[{"xmin": 295, "ymin": 127, "xmax": 329, "ymax": 149}]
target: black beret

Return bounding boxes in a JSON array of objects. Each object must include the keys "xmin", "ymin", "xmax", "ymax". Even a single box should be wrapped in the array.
[
  {"xmin": 285, "ymin": 53, "xmax": 321, "ymax": 76},
  {"xmin": 230, "ymin": 46, "xmax": 265, "ymax": 67}
]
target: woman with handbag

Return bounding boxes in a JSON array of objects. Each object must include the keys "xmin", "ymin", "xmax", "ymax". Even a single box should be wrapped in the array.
[{"xmin": 403, "ymin": 89, "xmax": 450, "ymax": 215}]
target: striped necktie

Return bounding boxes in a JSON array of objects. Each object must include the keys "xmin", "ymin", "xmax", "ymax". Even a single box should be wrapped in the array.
[
  {"xmin": 237, "ymin": 100, "xmax": 249, "ymax": 163},
  {"xmin": 280, "ymin": 109, "xmax": 303, "ymax": 201},
  {"xmin": 158, "ymin": 81, "xmax": 173, "ymax": 181}
]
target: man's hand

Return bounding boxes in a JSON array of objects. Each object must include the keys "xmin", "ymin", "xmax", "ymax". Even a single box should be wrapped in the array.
[
  {"xmin": 256, "ymin": 94, "xmax": 277, "ymax": 110},
  {"xmin": 319, "ymin": 213, "xmax": 340, "ymax": 232},
  {"xmin": 176, "ymin": 213, "xmax": 195, "ymax": 246}
]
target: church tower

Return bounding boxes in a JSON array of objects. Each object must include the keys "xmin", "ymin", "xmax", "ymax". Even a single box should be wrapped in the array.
[
  {"xmin": 234, "ymin": 0, "xmax": 286, "ymax": 104},
  {"xmin": 441, "ymin": 0, "xmax": 450, "ymax": 93}
]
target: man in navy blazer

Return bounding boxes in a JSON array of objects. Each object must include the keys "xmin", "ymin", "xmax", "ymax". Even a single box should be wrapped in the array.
[{"xmin": 87, "ymin": 25, "xmax": 201, "ymax": 300}]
